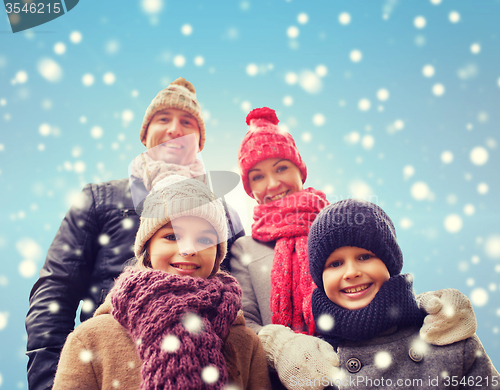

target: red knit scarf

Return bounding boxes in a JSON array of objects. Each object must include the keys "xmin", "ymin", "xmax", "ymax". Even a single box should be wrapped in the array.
[{"xmin": 252, "ymin": 188, "xmax": 328, "ymax": 335}]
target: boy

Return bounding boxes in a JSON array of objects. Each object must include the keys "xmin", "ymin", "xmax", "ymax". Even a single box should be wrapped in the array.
[{"xmin": 308, "ymin": 199, "xmax": 499, "ymax": 389}]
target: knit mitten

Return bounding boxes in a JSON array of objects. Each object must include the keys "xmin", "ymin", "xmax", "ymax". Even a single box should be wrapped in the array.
[
  {"xmin": 417, "ymin": 288, "xmax": 477, "ymax": 345},
  {"xmin": 259, "ymin": 324, "xmax": 339, "ymax": 390}
]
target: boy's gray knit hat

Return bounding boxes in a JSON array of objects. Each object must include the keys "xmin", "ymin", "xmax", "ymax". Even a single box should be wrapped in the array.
[
  {"xmin": 134, "ymin": 175, "xmax": 227, "ymax": 273},
  {"xmin": 308, "ymin": 199, "xmax": 403, "ymax": 290}
]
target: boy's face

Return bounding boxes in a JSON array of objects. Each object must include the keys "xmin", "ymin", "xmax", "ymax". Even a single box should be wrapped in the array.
[
  {"xmin": 322, "ymin": 246, "xmax": 390, "ymax": 310},
  {"xmin": 145, "ymin": 108, "xmax": 200, "ymax": 165},
  {"xmin": 148, "ymin": 217, "xmax": 218, "ymax": 279}
]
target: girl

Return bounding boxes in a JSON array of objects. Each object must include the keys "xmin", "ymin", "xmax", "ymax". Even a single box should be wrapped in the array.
[
  {"xmin": 307, "ymin": 199, "xmax": 498, "ymax": 389},
  {"xmin": 230, "ymin": 107, "xmax": 478, "ymax": 389},
  {"xmin": 52, "ymin": 175, "xmax": 271, "ymax": 390}
]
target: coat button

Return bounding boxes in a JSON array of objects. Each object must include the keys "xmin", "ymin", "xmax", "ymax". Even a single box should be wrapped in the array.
[
  {"xmin": 346, "ymin": 357, "xmax": 362, "ymax": 373},
  {"xmin": 408, "ymin": 348, "xmax": 424, "ymax": 362}
]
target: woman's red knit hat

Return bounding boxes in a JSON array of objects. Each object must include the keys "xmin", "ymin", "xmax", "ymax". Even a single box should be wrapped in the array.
[{"xmin": 237, "ymin": 107, "xmax": 307, "ymax": 197}]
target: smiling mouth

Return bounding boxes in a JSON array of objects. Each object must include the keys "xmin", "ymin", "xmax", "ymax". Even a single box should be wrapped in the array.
[
  {"xmin": 166, "ymin": 143, "xmax": 183, "ymax": 149},
  {"xmin": 171, "ymin": 263, "xmax": 199, "ymax": 270},
  {"xmin": 342, "ymin": 283, "xmax": 371, "ymax": 294},
  {"xmin": 269, "ymin": 191, "xmax": 289, "ymax": 201}
]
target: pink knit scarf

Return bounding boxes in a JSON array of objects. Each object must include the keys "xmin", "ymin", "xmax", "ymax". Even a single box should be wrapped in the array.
[
  {"xmin": 110, "ymin": 267, "xmax": 242, "ymax": 390},
  {"xmin": 252, "ymin": 188, "xmax": 328, "ymax": 335},
  {"xmin": 130, "ymin": 150, "xmax": 206, "ymax": 191}
]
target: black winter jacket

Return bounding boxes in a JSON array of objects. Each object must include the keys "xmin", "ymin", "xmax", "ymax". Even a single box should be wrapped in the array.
[{"xmin": 25, "ymin": 178, "xmax": 244, "ymax": 390}]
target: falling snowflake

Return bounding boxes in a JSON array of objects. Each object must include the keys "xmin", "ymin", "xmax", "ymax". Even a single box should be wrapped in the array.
[
  {"xmin": 410, "ymin": 182, "xmax": 431, "ymax": 201},
  {"xmin": 161, "ymin": 335, "xmax": 180, "ymax": 352},
  {"xmin": 287, "ymin": 26, "xmax": 299, "ymax": 39},
  {"xmin": 470, "ymin": 288, "xmax": 488, "ymax": 307},
  {"xmin": 48, "ymin": 302, "xmax": 60, "ymax": 313},
  {"xmin": 441, "ymin": 151, "xmax": 453, "ymax": 164},
  {"xmin": 374, "ymin": 351, "xmax": 392, "ymax": 369},
  {"xmin": 317, "ymin": 314, "xmax": 334, "ymax": 331},
  {"xmin": 181, "ymin": 24, "xmax": 193, "ymax": 35},
  {"xmin": 350, "ymin": 50, "xmax": 362, "ymax": 63},
  {"xmin": 99, "ymin": 234, "xmax": 110, "ymax": 245},
  {"xmin": 344, "ymin": 131, "xmax": 360, "ymax": 144},
  {"xmin": 358, "ymin": 98, "xmax": 371, "ymax": 111},
  {"xmin": 444, "ymin": 214, "xmax": 463, "ymax": 234},
  {"xmin": 79, "ymin": 350, "xmax": 93, "ymax": 363},
  {"xmin": 0, "ymin": 312, "xmax": 9, "ymax": 330},
  {"xmin": 70, "ymin": 31, "xmax": 82, "ymax": 44},
  {"xmin": 182, "ymin": 313, "xmax": 203, "ymax": 334},
  {"xmin": 246, "ymin": 64, "xmax": 258, "ymax": 76},
  {"xmin": 103, "ymin": 72, "xmax": 116, "ymax": 85},
  {"xmin": 338, "ymin": 12, "xmax": 351, "ymax": 25},
  {"xmin": 361, "ymin": 135, "xmax": 375, "ymax": 150},
  {"xmin": 312, "ymin": 113, "xmax": 325, "ymax": 126},
  {"xmin": 299, "ymin": 70, "xmax": 322, "ymax": 94},
  {"xmin": 173, "ymin": 55, "xmax": 186, "ymax": 67},
  {"xmin": 82, "ymin": 299, "xmax": 95, "ymax": 313},
  {"xmin": 201, "ymin": 365, "xmax": 219, "ymax": 384},
  {"xmin": 470, "ymin": 147, "xmax": 488, "ymax": 166}
]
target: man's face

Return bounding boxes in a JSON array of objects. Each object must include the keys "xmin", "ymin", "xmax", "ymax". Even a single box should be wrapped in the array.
[{"xmin": 145, "ymin": 108, "xmax": 200, "ymax": 165}]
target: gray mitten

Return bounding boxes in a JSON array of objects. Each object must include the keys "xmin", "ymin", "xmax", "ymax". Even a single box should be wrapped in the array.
[
  {"xmin": 259, "ymin": 324, "xmax": 340, "ymax": 390},
  {"xmin": 417, "ymin": 288, "xmax": 477, "ymax": 345}
]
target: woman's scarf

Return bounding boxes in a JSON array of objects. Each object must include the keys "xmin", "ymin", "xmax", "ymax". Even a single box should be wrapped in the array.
[
  {"xmin": 130, "ymin": 151, "xmax": 206, "ymax": 191},
  {"xmin": 252, "ymin": 188, "xmax": 328, "ymax": 335},
  {"xmin": 312, "ymin": 274, "xmax": 426, "ymax": 348},
  {"xmin": 110, "ymin": 267, "xmax": 242, "ymax": 390}
]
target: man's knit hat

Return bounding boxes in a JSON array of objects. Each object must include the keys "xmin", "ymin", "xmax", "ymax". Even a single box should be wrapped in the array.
[
  {"xmin": 308, "ymin": 199, "xmax": 403, "ymax": 290},
  {"xmin": 134, "ymin": 175, "xmax": 227, "ymax": 276},
  {"xmin": 140, "ymin": 77, "xmax": 206, "ymax": 151},
  {"xmin": 238, "ymin": 107, "xmax": 307, "ymax": 197}
]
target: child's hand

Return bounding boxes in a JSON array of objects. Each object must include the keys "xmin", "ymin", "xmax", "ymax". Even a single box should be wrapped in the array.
[
  {"xmin": 259, "ymin": 324, "xmax": 339, "ymax": 390},
  {"xmin": 417, "ymin": 288, "xmax": 477, "ymax": 345}
]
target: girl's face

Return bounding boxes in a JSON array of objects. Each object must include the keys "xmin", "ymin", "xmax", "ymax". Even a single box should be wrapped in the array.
[
  {"xmin": 248, "ymin": 158, "xmax": 304, "ymax": 204},
  {"xmin": 147, "ymin": 216, "xmax": 218, "ymax": 279},
  {"xmin": 322, "ymin": 246, "xmax": 390, "ymax": 310}
]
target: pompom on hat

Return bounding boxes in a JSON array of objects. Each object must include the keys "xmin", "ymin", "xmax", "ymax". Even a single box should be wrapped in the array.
[
  {"xmin": 238, "ymin": 107, "xmax": 307, "ymax": 198},
  {"xmin": 308, "ymin": 199, "xmax": 403, "ymax": 291},
  {"xmin": 134, "ymin": 175, "xmax": 227, "ymax": 277},
  {"xmin": 140, "ymin": 77, "xmax": 206, "ymax": 151}
]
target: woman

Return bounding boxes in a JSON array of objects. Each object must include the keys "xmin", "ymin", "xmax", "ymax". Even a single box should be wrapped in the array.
[{"xmin": 230, "ymin": 107, "xmax": 478, "ymax": 390}]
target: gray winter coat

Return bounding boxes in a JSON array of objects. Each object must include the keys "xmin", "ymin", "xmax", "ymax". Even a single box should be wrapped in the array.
[
  {"xmin": 323, "ymin": 326, "xmax": 499, "ymax": 390},
  {"xmin": 230, "ymin": 236, "xmax": 276, "ymax": 334}
]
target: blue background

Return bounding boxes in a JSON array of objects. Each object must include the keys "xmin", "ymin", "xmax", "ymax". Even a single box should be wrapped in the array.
[{"xmin": 1, "ymin": 0, "xmax": 499, "ymax": 388}]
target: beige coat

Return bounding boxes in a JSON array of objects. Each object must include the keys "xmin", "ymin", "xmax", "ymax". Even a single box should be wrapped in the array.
[{"xmin": 52, "ymin": 297, "xmax": 272, "ymax": 390}]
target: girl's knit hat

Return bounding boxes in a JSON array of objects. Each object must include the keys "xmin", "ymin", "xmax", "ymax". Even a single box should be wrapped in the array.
[
  {"xmin": 308, "ymin": 199, "xmax": 403, "ymax": 290},
  {"xmin": 238, "ymin": 107, "xmax": 307, "ymax": 197},
  {"xmin": 134, "ymin": 175, "xmax": 227, "ymax": 275},
  {"xmin": 140, "ymin": 77, "xmax": 206, "ymax": 151}
]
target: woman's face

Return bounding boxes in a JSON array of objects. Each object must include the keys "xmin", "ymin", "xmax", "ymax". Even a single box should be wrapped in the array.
[
  {"xmin": 147, "ymin": 216, "xmax": 218, "ymax": 279},
  {"xmin": 248, "ymin": 158, "xmax": 304, "ymax": 204}
]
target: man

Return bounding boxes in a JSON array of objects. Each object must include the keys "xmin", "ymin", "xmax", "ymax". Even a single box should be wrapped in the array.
[{"xmin": 25, "ymin": 78, "xmax": 244, "ymax": 390}]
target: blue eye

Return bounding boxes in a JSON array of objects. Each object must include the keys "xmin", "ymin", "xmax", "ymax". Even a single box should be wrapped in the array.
[
  {"xmin": 277, "ymin": 165, "xmax": 288, "ymax": 173},
  {"xmin": 199, "ymin": 237, "xmax": 214, "ymax": 245}
]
